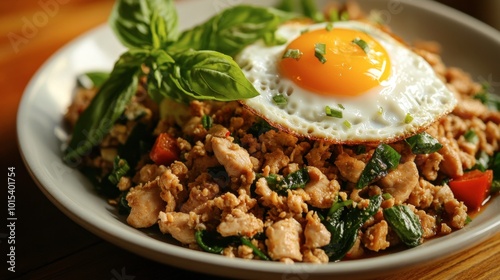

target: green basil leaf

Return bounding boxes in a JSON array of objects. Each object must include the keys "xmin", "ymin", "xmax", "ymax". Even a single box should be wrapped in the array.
[
  {"xmin": 322, "ymin": 195, "xmax": 382, "ymax": 261},
  {"xmin": 168, "ymin": 50, "xmax": 260, "ymax": 102},
  {"xmin": 118, "ymin": 191, "xmax": 131, "ymax": 215},
  {"xmin": 145, "ymin": 49, "xmax": 176, "ymax": 103},
  {"xmin": 169, "ymin": 5, "xmax": 295, "ymax": 57},
  {"xmin": 473, "ymin": 83, "xmax": 500, "ymax": 111},
  {"xmin": 356, "ymin": 144, "xmax": 401, "ymax": 189},
  {"xmin": 109, "ymin": 0, "xmax": 178, "ymax": 49},
  {"xmin": 248, "ymin": 118, "xmax": 276, "ymax": 137},
  {"xmin": 80, "ymin": 166, "xmax": 121, "ymax": 198},
  {"xmin": 63, "ymin": 51, "xmax": 143, "ymax": 165},
  {"xmin": 492, "ymin": 152, "xmax": 500, "ymax": 180},
  {"xmin": 383, "ymin": 205, "xmax": 423, "ymax": 248},
  {"xmin": 276, "ymin": 0, "xmax": 295, "ymax": 12},
  {"xmin": 405, "ymin": 132, "xmax": 443, "ymax": 154},
  {"xmin": 272, "ymin": 168, "xmax": 310, "ymax": 195},
  {"xmin": 77, "ymin": 71, "xmax": 110, "ymax": 89},
  {"xmin": 195, "ymin": 229, "xmax": 240, "ymax": 255},
  {"xmin": 195, "ymin": 230, "xmax": 225, "ymax": 254}
]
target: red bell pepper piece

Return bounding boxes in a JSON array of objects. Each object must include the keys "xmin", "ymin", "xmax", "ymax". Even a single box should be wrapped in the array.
[
  {"xmin": 149, "ymin": 133, "xmax": 180, "ymax": 166},
  {"xmin": 449, "ymin": 169, "xmax": 493, "ymax": 210}
]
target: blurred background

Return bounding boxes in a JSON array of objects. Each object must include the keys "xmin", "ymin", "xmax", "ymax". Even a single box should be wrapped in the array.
[{"xmin": 436, "ymin": 0, "xmax": 500, "ymax": 31}]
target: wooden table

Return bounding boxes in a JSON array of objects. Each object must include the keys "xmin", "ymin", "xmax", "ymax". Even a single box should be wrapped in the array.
[{"xmin": 1, "ymin": 1, "xmax": 499, "ymax": 279}]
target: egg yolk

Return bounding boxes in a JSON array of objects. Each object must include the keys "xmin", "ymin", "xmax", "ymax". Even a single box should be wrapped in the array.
[{"xmin": 279, "ymin": 27, "xmax": 391, "ymax": 97}]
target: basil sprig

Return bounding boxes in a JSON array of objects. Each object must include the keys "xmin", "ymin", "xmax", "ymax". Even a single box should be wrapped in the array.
[{"xmin": 65, "ymin": 0, "xmax": 296, "ymax": 164}]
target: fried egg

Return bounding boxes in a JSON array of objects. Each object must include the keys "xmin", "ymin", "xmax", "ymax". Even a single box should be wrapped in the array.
[{"xmin": 236, "ymin": 21, "xmax": 457, "ymax": 144}]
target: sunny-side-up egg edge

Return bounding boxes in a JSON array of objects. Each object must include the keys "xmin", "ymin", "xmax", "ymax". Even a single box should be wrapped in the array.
[{"xmin": 236, "ymin": 20, "xmax": 457, "ymax": 144}]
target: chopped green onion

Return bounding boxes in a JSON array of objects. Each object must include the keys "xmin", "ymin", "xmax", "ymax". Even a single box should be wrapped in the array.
[
  {"xmin": 325, "ymin": 105, "xmax": 343, "ymax": 118},
  {"xmin": 315, "ymin": 43, "xmax": 327, "ymax": 64},
  {"xmin": 329, "ymin": 9, "xmax": 340, "ymax": 22},
  {"xmin": 202, "ymin": 114, "xmax": 213, "ymax": 130},
  {"xmin": 378, "ymin": 106, "xmax": 384, "ymax": 115},
  {"xmin": 352, "ymin": 38, "xmax": 370, "ymax": 53},
  {"xmin": 382, "ymin": 193, "xmax": 393, "ymax": 200},
  {"xmin": 273, "ymin": 94, "xmax": 288, "ymax": 105},
  {"xmin": 404, "ymin": 113, "xmax": 414, "ymax": 124},
  {"xmin": 108, "ymin": 156, "xmax": 130, "ymax": 185},
  {"xmin": 326, "ymin": 22, "xmax": 334, "ymax": 31},
  {"xmin": 329, "ymin": 9, "xmax": 349, "ymax": 22},
  {"xmin": 283, "ymin": 48, "xmax": 303, "ymax": 60},
  {"xmin": 473, "ymin": 82, "xmax": 500, "ymax": 111},
  {"xmin": 340, "ymin": 11, "xmax": 350, "ymax": 21},
  {"xmin": 464, "ymin": 129, "xmax": 479, "ymax": 144},
  {"xmin": 338, "ymin": 103, "xmax": 345, "ymax": 110},
  {"xmin": 343, "ymin": 120, "xmax": 352, "ymax": 129},
  {"xmin": 301, "ymin": 28, "xmax": 310, "ymax": 34}
]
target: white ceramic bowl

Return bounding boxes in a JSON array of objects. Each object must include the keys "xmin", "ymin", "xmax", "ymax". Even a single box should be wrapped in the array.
[{"xmin": 17, "ymin": 0, "xmax": 500, "ymax": 279}]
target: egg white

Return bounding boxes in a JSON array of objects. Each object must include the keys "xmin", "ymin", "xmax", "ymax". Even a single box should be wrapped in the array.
[{"xmin": 236, "ymin": 21, "xmax": 457, "ymax": 144}]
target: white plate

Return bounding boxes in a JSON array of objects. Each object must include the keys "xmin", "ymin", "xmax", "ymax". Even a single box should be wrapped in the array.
[{"xmin": 17, "ymin": 0, "xmax": 500, "ymax": 279}]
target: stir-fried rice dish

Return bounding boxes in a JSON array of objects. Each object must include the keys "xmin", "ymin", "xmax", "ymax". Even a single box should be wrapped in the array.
[{"xmin": 62, "ymin": 0, "xmax": 500, "ymax": 263}]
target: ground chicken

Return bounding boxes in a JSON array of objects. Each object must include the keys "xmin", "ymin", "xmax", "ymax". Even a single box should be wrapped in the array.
[{"xmin": 265, "ymin": 218, "xmax": 303, "ymax": 261}]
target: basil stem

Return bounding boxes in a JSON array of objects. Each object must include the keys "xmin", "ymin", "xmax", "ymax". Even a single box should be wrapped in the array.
[
  {"xmin": 240, "ymin": 237, "xmax": 270, "ymax": 261},
  {"xmin": 356, "ymin": 144, "xmax": 401, "ymax": 189}
]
